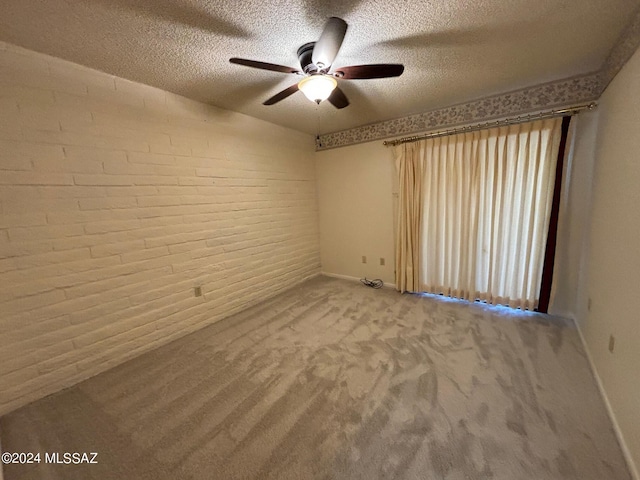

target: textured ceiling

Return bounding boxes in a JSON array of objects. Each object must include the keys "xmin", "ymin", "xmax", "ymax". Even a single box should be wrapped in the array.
[{"xmin": 0, "ymin": 0, "xmax": 638, "ymax": 135}]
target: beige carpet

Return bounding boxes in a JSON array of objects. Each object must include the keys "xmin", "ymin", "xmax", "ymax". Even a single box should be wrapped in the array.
[{"xmin": 0, "ymin": 275, "xmax": 631, "ymax": 480}]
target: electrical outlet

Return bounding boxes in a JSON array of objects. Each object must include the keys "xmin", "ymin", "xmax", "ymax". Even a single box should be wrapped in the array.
[
  {"xmin": 380, "ymin": 257, "xmax": 385, "ymax": 266},
  {"xmin": 362, "ymin": 256, "xmax": 367, "ymax": 264},
  {"xmin": 608, "ymin": 335, "xmax": 615, "ymax": 353},
  {"xmin": 588, "ymin": 297, "xmax": 592, "ymax": 312},
  {"xmin": 194, "ymin": 286, "xmax": 202, "ymax": 297}
]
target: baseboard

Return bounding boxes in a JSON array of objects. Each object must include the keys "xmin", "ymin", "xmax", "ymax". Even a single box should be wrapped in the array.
[
  {"xmin": 574, "ymin": 319, "xmax": 639, "ymax": 480},
  {"xmin": 320, "ymin": 271, "xmax": 397, "ymax": 290}
]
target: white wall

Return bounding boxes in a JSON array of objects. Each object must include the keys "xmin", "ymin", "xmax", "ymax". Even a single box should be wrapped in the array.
[
  {"xmin": 573, "ymin": 45, "xmax": 640, "ymax": 477},
  {"xmin": 548, "ymin": 111, "xmax": 599, "ymax": 318},
  {"xmin": 0, "ymin": 42, "xmax": 320, "ymax": 415},
  {"xmin": 315, "ymin": 141, "xmax": 395, "ymax": 285}
]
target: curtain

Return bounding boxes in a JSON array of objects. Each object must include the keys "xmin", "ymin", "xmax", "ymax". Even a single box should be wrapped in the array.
[
  {"xmin": 395, "ymin": 118, "xmax": 563, "ymax": 310},
  {"xmin": 394, "ymin": 142, "xmax": 425, "ymax": 292}
]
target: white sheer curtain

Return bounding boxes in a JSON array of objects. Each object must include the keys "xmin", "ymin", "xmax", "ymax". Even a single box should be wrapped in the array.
[{"xmin": 395, "ymin": 118, "xmax": 563, "ymax": 310}]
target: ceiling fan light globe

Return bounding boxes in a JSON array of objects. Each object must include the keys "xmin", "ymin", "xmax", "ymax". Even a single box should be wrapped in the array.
[{"xmin": 298, "ymin": 75, "xmax": 337, "ymax": 104}]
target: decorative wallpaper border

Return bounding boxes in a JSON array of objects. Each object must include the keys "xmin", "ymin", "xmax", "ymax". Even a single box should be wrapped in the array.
[
  {"xmin": 317, "ymin": 7, "xmax": 640, "ymax": 151},
  {"xmin": 600, "ymin": 6, "xmax": 640, "ymax": 90},
  {"xmin": 316, "ymin": 73, "xmax": 601, "ymax": 150}
]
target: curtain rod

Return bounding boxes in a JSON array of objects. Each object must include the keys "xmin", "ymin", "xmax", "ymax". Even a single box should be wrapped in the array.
[{"xmin": 383, "ymin": 102, "xmax": 597, "ymax": 147}]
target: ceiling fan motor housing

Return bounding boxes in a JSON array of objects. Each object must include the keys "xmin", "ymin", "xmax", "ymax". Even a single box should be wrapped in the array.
[{"xmin": 297, "ymin": 42, "xmax": 319, "ymax": 74}]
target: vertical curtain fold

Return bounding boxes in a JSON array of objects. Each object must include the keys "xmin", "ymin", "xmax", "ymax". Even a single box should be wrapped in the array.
[{"xmin": 394, "ymin": 118, "xmax": 563, "ymax": 310}]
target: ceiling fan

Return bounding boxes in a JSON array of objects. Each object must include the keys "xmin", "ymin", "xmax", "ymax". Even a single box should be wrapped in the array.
[{"xmin": 229, "ymin": 17, "xmax": 404, "ymax": 109}]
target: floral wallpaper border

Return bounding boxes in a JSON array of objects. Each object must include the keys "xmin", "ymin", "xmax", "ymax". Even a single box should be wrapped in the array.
[
  {"xmin": 316, "ymin": 73, "xmax": 601, "ymax": 150},
  {"xmin": 317, "ymin": 8, "xmax": 640, "ymax": 151},
  {"xmin": 600, "ymin": 6, "xmax": 640, "ymax": 90}
]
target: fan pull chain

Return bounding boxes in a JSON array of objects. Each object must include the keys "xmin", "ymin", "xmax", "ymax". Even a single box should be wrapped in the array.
[{"xmin": 315, "ymin": 105, "xmax": 323, "ymax": 149}]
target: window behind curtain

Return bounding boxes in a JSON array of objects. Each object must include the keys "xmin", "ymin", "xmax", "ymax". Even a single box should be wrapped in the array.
[{"xmin": 417, "ymin": 118, "xmax": 563, "ymax": 310}]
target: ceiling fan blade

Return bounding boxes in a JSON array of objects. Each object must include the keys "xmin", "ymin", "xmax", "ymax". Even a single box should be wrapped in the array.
[
  {"xmin": 312, "ymin": 17, "xmax": 348, "ymax": 70},
  {"xmin": 263, "ymin": 83, "xmax": 300, "ymax": 105},
  {"xmin": 327, "ymin": 86, "xmax": 349, "ymax": 109},
  {"xmin": 333, "ymin": 64, "xmax": 404, "ymax": 79},
  {"xmin": 229, "ymin": 58, "xmax": 300, "ymax": 74}
]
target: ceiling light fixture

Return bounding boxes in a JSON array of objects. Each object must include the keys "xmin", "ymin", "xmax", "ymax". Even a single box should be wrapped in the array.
[{"xmin": 298, "ymin": 75, "xmax": 337, "ymax": 104}]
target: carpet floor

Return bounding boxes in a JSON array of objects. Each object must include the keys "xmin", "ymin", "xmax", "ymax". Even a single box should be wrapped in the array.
[{"xmin": 0, "ymin": 275, "xmax": 631, "ymax": 480}]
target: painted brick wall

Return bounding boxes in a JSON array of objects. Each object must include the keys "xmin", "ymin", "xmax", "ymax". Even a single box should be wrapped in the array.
[{"xmin": 0, "ymin": 42, "xmax": 320, "ymax": 414}]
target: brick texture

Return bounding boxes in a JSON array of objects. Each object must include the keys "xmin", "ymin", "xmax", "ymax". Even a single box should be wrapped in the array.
[{"xmin": 0, "ymin": 42, "xmax": 320, "ymax": 414}]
